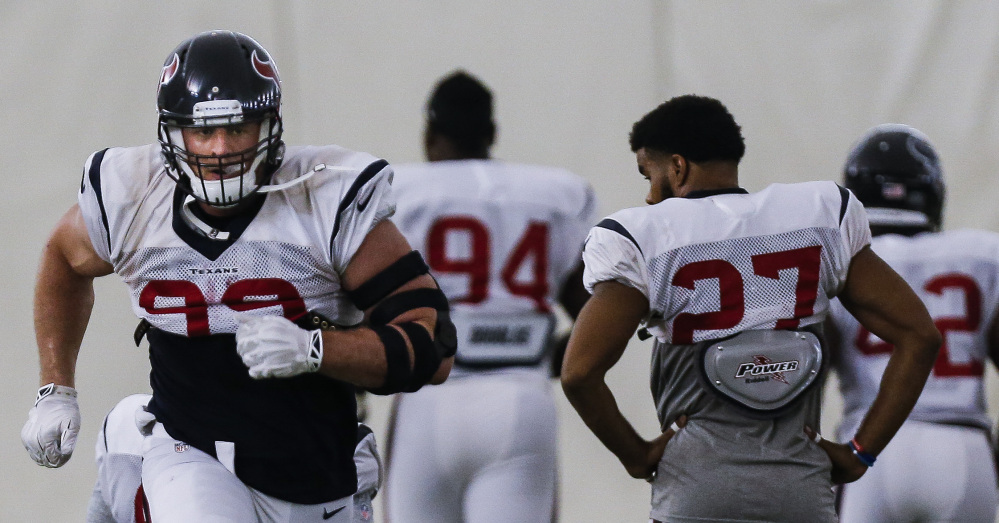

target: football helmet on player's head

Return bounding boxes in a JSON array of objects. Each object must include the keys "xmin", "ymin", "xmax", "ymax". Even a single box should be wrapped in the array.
[
  {"xmin": 844, "ymin": 123, "xmax": 944, "ymax": 233},
  {"xmin": 157, "ymin": 30, "xmax": 284, "ymax": 208}
]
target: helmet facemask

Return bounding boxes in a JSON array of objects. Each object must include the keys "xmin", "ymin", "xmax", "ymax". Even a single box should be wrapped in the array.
[
  {"xmin": 159, "ymin": 106, "xmax": 283, "ymax": 208},
  {"xmin": 155, "ymin": 31, "xmax": 285, "ymax": 209}
]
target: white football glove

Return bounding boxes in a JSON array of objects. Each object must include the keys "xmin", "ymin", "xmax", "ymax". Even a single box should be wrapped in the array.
[
  {"xmin": 235, "ymin": 315, "xmax": 323, "ymax": 379},
  {"xmin": 21, "ymin": 384, "xmax": 81, "ymax": 468}
]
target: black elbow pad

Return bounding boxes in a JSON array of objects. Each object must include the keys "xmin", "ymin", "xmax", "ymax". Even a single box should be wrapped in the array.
[
  {"xmin": 434, "ymin": 310, "xmax": 457, "ymax": 358},
  {"xmin": 366, "ymin": 325, "xmax": 413, "ymax": 396}
]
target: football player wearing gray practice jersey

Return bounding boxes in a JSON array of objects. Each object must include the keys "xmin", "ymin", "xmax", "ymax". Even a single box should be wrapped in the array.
[
  {"xmin": 829, "ymin": 124, "xmax": 999, "ymax": 523},
  {"xmin": 561, "ymin": 95, "xmax": 941, "ymax": 522},
  {"xmin": 384, "ymin": 71, "xmax": 596, "ymax": 523}
]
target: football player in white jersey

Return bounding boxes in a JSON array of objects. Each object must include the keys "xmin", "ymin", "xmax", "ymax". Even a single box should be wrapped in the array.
[
  {"xmin": 829, "ymin": 124, "xmax": 999, "ymax": 522},
  {"xmin": 561, "ymin": 95, "xmax": 941, "ymax": 522},
  {"xmin": 384, "ymin": 71, "xmax": 596, "ymax": 522},
  {"xmin": 20, "ymin": 30, "xmax": 454, "ymax": 522},
  {"xmin": 86, "ymin": 394, "xmax": 382, "ymax": 523}
]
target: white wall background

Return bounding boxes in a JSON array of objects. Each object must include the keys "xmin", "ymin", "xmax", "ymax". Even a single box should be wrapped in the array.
[{"xmin": 3, "ymin": 1, "xmax": 999, "ymax": 521}]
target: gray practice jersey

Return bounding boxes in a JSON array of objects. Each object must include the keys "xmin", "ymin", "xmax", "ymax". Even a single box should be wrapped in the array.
[{"xmin": 582, "ymin": 182, "xmax": 870, "ymax": 522}]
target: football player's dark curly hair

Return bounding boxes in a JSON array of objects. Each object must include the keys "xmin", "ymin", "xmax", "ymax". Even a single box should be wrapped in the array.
[
  {"xmin": 629, "ymin": 95, "xmax": 745, "ymax": 163},
  {"xmin": 426, "ymin": 70, "xmax": 496, "ymax": 154}
]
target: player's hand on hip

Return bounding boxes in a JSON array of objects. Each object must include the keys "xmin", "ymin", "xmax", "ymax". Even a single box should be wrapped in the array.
[
  {"xmin": 21, "ymin": 384, "xmax": 81, "ymax": 468},
  {"xmin": 235, "ymin": 314, "xmax": 323, "ymax": 379},
  {"xmin": 627, "ymin": 415, "xmax": 687, "ymax": 480},
  {"xmin": 804, "ymin": 425, "xmax": 867, "ymax": 484}
]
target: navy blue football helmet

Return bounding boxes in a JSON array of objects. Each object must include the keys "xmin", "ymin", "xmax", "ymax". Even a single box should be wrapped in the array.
[
  {"xmin": 843, "ymin": 124, "xmax": 944, "ymax": 232},
  {"xmin": 157, "ymin": 30, "xmax": 284, "ymax": 207}
]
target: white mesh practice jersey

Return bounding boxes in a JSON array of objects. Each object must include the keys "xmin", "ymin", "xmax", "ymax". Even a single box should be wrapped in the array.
[
  {"xmin": 831, "ymin": 229, "xmax": 999, "ymax": 436},
  {"xmin": 77, "ymin": 143, "xmax": 394, "ymax": 503},
  {"xmin": 77, "ymin": 144, "xmax": 395, "ymax": 335},
  {"xmin": 391, "ymin": 160, "xmax": 596, "ymax": 370},
  {"xmin": 583, "ymin": 182, "xmax": 870, "ymax": 345}
]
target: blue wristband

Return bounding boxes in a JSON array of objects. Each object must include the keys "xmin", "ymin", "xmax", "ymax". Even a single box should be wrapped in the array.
[{"xmin": 849, "ymin": 438, "xmax": 876, "ymax": 467}]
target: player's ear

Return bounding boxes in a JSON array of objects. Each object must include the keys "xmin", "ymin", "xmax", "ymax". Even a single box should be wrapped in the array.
[
  {"xmin": 670, "ymin": 154, "xmax": 689, "ymax": 188},
  {"xmin": 423, "ymin": 127, "xmax": 436, "ymax": 161}
]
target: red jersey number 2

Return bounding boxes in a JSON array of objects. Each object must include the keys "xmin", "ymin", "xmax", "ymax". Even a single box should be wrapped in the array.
[
  {"xmin": 855, "ymin": 273, "xmax": 983, "ymax": 377},
  {"xmin": 670, "ymin": 246, "xmax": 822, "ymax": 344}
]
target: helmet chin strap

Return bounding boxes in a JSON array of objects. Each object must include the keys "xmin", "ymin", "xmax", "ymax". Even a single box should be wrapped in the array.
[
  {"xmin": 256, "ymin": 163, "xmax": 358, "ymax": 193},
  {"xmin": 180, "ymin": 195, "xmax": 230, "ymax": 241},
  {"xmin": 180, "ymin": 163, "xmax": 362, "ymax": 241}
]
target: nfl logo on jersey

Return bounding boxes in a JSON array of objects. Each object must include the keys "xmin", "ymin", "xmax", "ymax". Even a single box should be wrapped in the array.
[{"xmin": 174, "ymin": 443, "xmax": 190, "ymax": 453}]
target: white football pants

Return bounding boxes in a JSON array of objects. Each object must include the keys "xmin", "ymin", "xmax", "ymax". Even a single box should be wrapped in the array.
[
  {"xmin": 140, "ymin": 421, "xmax": 370, "ymax": 523},
  {"xmin": 385, "ymin": 371, "xmax": 558, "ymax": 523},
  {"xmin": 838, "ymin": 420, "xmax": 998, "ymax": 523}
]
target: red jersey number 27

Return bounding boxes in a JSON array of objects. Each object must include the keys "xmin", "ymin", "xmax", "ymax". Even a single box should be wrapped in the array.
[{"xmin": 670, "ymin": 246, "xmax": 822, "ymax": 344}]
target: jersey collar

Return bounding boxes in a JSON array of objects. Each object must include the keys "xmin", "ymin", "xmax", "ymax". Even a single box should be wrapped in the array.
[
  {"xmin": 171, "ymin": 186, "xmax": 267, "ymax": 261},
  {"xmin": 684, "ymin": 187, "xmax": 748, "ymax": 199}
]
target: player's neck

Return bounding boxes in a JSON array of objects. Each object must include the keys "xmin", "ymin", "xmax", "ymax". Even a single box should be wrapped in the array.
[
  {"xmin": 427, "ymin": 149, "xmax": 490, "ymax": 162},
  {"xmin": 677, "ymin": 163, "xmax": 739, "ymax": 197},
  {"xmin": 425, "ymin": 134, "xmax": 490, "ymax": 162},
  {"xmin": 196, "ymin": 194, "xmax": 263, "ymax": 218}
]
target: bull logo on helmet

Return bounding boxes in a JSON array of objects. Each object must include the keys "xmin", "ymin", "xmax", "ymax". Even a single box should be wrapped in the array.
[
  {"xmin": 251, "ymin": 50, "xmax": 279, "ymax": 85},
  {"xmin": 160, "ymin": 53, "xmax": 179, "ymax": 86}
]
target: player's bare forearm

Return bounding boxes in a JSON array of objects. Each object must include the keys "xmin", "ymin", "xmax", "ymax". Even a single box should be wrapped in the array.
[
  {"xmin": 35, "ymin": 251, "xmax": 92, "ymax": 387},
  {"xmin": 316, "ymin": 327, "xmax": 389, "ymax": 386},
  {"xmin": 562, "ymin": 280, "xmax": 654, "ymax": 477},
  {"xmin": 853, "ymin": 333, "xmax": 937, "ymax": 453},
  {"xmin": 34, "ymin": 206, "xmax": 113, "ymax": 387},
  {"xmin": 316, "ymin": 299, "xmax": 445, "ymax": 388},
  {"xmin": 315, "ymin": 319, "xmax": 452, "ymax": 388},
  {"xmin": 333, "ymin": 220, "xmax": 452, "ymax": 388},
  {"xmin": 563, "ymin": 373, "xmax": 652, "ymax": 477},
  {"xmin": 839, "ymin": 246, "xmax": 941, "ymax": 454}
]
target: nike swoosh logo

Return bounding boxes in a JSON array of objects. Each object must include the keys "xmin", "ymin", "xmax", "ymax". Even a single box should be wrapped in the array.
[
  {"xmin": 322, "ymin": 506, "xmax": 345, "ymax": 520},
  {"xmin": 356, "ymin": 187, "xmax": 374, "ymax": 211}
]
